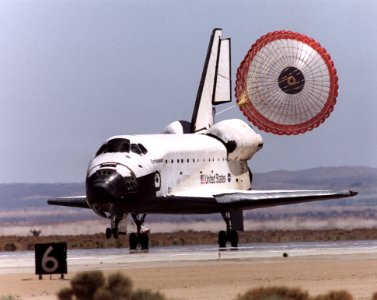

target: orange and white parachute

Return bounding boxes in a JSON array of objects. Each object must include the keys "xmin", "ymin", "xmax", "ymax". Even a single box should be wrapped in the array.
[{"xmin": 235, "ymin": 31, "xmax": 338, "ymax": 135}]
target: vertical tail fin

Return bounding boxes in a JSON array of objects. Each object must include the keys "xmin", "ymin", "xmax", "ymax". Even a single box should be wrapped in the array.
[{"xmin": 191, "ymin": 29, "xmax": 232, "ymax": 133}]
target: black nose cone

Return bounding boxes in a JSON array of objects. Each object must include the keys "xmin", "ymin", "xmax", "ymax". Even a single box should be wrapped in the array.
[{"xmin": 86, "ymin": 169, "xmax": 125, "ymax": 204}]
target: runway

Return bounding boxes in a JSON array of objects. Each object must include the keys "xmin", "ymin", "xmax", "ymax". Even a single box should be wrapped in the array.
[
  {"xmin": 2, "ymin": 240, "xmax": 377, "ymax": 300},
  {"xmin": 2, "ymin": 239, "xmax": 377, "ymax": 274}
]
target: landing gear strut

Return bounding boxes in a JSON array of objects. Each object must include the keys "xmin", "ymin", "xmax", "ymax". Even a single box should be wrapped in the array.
[
  {"xmin": 218, "ymin": 211, "xmax": 239, "ymax": 249},
  {"xmin": 129, "ymin": 213, "xmax": 149, "ymax": 251}
]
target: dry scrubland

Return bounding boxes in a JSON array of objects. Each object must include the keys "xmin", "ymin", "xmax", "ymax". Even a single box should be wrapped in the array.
[
  {"xmin": 3, "ymin": 261, "xmax": 377, "ymax": 300},
  {"xmin": 54, "ymin": 271, "xmax": 377, "ymax": 300},
  {"xmin": 2, "ymin": 228, "xmax": 377, "ymax": 252}
]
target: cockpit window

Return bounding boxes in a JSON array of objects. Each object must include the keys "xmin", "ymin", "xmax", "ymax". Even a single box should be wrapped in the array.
[
  {"xmin": 130, "ymin": 143, "xmax": 148, "ymax": 155},
  {"xmin": 95, "ymin": 138, "xmax": 130, "ymax": 156},
  {"xmin": 109, "ymin": 139, "xmax": 130, "ymax": 153},
  {"xmin": 131, "ymin": 143, "xmax": 142, "ymax": 155},
  {"xmin": 95, "ymin": 139, "xmax": 148, "ymax": 157},
  {"xmin": 138, "ymin": 144, "xmax": 148, "ymax": 154}
]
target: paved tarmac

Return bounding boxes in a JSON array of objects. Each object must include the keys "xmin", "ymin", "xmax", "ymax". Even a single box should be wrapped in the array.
[{"xmin": 2, "ymin": 239, "xmax": 377, "ymax": 274}]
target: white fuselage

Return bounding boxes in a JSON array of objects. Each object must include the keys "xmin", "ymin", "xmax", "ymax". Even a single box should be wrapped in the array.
[
  {"xmin": 88, "ymin": 134, "xmax": 251, "ymax": 195},
  {"xmin": 85, "ymin": 120, "xmax": 263, "ymax": 215}
]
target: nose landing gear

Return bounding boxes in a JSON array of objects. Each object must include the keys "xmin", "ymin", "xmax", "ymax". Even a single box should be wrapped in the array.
[
  {"xmin": 104, "ymin": 210, "xmax": 149, "ymax": 252},
  {"xmin": 105, "ymin": 213, "xmax": 127, "ymax": 239}
]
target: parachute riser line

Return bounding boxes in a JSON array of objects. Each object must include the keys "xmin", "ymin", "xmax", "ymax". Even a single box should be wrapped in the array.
[{"xmin": 215, "ymin": 104, "xmax": 237, "ymax": 116}]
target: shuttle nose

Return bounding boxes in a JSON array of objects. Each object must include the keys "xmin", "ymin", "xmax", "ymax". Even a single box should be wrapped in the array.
[{"xmin": 86, "ymin": 169, "xmax": 126, "ymax": 203}]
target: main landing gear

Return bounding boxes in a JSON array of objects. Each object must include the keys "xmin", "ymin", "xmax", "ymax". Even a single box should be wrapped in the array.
[
  {"xmin": 218, "ymin": 211, "xmax": 239, "ymax": 250},
  {"xmin": 129, "ymin": 213, "xmax": 149, "ymax": 251}
]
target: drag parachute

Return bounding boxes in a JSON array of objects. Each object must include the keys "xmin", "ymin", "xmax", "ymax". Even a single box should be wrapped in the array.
[{"xmin": 235, "ymin": 31, "xmax": 338, "ymax": 135}]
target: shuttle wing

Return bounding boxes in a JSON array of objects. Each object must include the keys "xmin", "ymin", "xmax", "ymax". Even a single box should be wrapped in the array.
[
  {"xmin": 168, "ymin": 188, "xmax": 357, "ymax": 211},
  {"xmin": 48, "ymin": 196, "xmax": 90, "ymax": 208},
  {"xmin": 47, "ymin": 190, "xmax": 357, "ymax": 212},
  {"xmin": 212, "ymin": 189, "xmax": 357, "ymax": 210}
]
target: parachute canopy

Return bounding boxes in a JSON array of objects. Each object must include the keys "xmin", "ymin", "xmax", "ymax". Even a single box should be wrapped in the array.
[{"xmin": 235, "ymin": 31, "xmax": 338, "ymax": 135}]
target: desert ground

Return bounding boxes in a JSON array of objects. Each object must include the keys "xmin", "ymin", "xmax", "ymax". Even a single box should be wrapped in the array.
[{"xmin": 1, "ymin": 252, "xmax": 377, "ymax": 300}]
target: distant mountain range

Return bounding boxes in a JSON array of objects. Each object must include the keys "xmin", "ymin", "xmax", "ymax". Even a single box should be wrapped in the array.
[
  {"xmin": 253, "ymin": 166, "xmax": 377, "ymax": 190},
  {"xmin": 253, "ymin": 166, "xmax": 377, "ymax": 204},
  {"xmin": 0, "ymin": 166, "xmax": 376, "ymax": 226}
]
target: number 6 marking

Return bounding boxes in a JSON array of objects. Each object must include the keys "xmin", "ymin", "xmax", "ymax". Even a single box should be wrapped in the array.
[{"xmin": 41, "ymin": 246, "xmax": 58, "ymax": 273}]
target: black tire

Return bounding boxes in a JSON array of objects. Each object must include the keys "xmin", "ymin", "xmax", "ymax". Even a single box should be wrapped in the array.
[
  {"xmin": 129, "ymin": 233, "xmax": 138, "ymax": 250},
  {"xmin": 229, "ymin": 230, "xmax": 239, "ymax": 248},
  {"xmin": 113, "ymin": 228, "xmax": 119, "ymax": 239},
  {"xmin": 105, "ymin": 228, "xmax": 112, "ymax": 239},
  {"xmin": 140, "ymin": 233, "xmax": 149, "ymax": 250},
  {"xmin": 218, "ymin": 230, "xmax": 227, "ymax": 248}
]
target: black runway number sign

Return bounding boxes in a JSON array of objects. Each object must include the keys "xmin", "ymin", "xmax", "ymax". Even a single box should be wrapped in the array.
[{"xmin": 35, "ymin": 242, "xmax": 67, "ymax": 276}]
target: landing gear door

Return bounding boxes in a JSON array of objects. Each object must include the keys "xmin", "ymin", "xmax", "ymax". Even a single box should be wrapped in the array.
[{"xmin": 230, "ymin": 209, "xmax": 244, "ymax": 231}]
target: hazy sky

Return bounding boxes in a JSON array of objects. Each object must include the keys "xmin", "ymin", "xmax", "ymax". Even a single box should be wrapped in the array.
[{"xmin": 1, "ymin": 0, "xmax": 376, "ymax": 183}]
